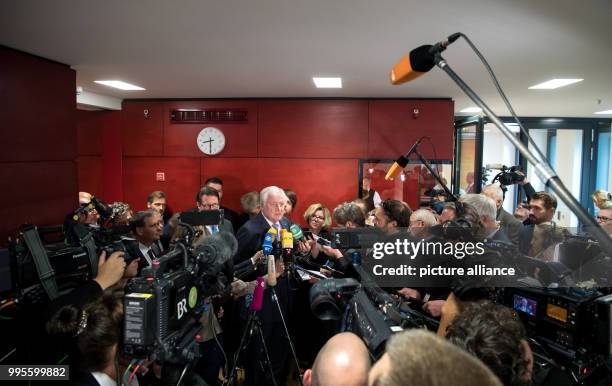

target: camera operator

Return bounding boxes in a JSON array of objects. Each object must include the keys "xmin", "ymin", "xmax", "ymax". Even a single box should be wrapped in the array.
[
  {"xmin": 445, "ymin": 301, "xmax": 534, "ymax": 386},
  {"xmin": 47, "ymin": 295, "xmax": 123, "ymax": 386},
  {"xmin": 483, "ymin": 184, "xmax": 522, "ymax": 245},
  {"xmin": 302, "ymin": 332, "xmax": 370, "ymax": 386},
  {"xmin": 518, "ymin": 192, "xmax": 570, "ymax": 260},
  {"xmin": 126, "ymin": 210, "xmax": 164, "ymax": 271},
  {"xmin": 368, "ymin": 329, "xmax": 501, "ymax": 386}
]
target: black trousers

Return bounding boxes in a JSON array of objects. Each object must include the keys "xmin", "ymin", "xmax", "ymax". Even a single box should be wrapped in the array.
[{"xmin": 196, "ymin": 335, "xmax": 226, "ymax": 386}]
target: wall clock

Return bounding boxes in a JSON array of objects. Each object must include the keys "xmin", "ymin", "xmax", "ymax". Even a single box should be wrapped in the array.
[{"xmin": 196, "ymin": 127, "xmax": 226, "ymax": 155}]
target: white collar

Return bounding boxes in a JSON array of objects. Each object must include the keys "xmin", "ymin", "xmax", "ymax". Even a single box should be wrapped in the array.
[
  {"xmin": 262, "ymin": 214, "xmax": 280, "ymax": 229},
  {"xmin": 91, "ymin": 372, "xmax": 117, "ymax": 386}
]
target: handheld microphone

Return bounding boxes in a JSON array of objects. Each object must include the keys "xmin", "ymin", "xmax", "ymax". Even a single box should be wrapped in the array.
[
  {"xmin": 267, "ymin": 255, "xmax": 277, "ymax": 287},
  {"xmin": 250, "ymin": 277, "xmax": 265, "ymax": 312},
  {"xmin": 289, "ymin": 224, "xmax": 304, "ymax": 240},
  {"xmin": 263, "ymin": 231, "xmax": 274, "ymax": 256},
  {"xmin": 389, "ymin": 33, "xmax": 460, "ymax": 85},
  {"xmin": 281, "ymin": 229, "xmax": 294, "ymax": 256},
  {"xmin": 385, "ymin": 136, "xmax": 425, "ymax": 180}
]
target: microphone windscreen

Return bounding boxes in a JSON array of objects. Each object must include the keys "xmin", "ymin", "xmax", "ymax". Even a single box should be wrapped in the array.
[
  {"xmin": 267, "ymin": 227, "xmax": 278, "ymax": 241},
  {"xmin": 263, "ymin": 232, "xmax": 274, "ymax": 256},
  {"xmin": 281, "ymin": 230, "xmax": 293, "ymax": 249},
  {"xmin": 289, "ymin": 224, "xmax": 304, "ymax": 240},
  {"xmin": 195, "ymin": 231, "xmax": 238, "ymax": 266},
  {"xmin": 267, "ymin": 256, "xmax": 277, "ymax": 287},
  {"xmin": 250, "ymin": 277, "xmax": 265, "ymax": 312},
  {"xmin": 389, "ymin": 45, "xmax": 435, "ymax": 85}
]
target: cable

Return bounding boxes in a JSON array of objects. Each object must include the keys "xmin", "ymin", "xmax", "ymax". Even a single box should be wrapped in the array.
[
  {"xmin": 126, "ymin": 364, "xmax": 141, "ymax": 386},
  {"xmin": 0, "ymin": 300, "xmax": 16, "ymax": 310},
  {"xmin": 457, "ymin": 33, "xmax": 549, "ymax": 166},
  {"xmin": 123, "ymin": 359, "xmax": 136, "ymax": 381}
]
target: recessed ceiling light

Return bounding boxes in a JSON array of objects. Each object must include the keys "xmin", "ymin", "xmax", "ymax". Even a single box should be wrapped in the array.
[
  {"xmin": 313, "ymin": 77, "xmax": 342, "ymax": 88},
  {"xmin": 460, "ymin": 107, "xmax": 482, "ymax": 113},
  {"xmin": 528, "ymin": 79, "xmax": 583, "ymax": 89},
  {"xmin": 594, "ymin": 109, "xmax": 612, "ymax": 115},
  {"xmin": 94, "ymin": 80, "xmax": 145, "ymax": 90}
]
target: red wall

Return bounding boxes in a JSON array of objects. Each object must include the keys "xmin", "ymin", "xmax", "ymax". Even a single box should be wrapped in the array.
[
  {"xmin": 78, "ymin": 98, "xmax": 453, "ymax": 227},
  {"xmin": 0, "ymin": 47, "xmax": 77, "ymax": 244}
]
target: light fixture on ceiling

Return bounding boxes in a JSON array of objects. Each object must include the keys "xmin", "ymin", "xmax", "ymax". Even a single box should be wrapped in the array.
[
  {"xmin": 94, "ymin": 80, "xmax": 145, "ymax": 91},
  {"xmin": 528, "ymin": 79, "xmax": 583, "ymax": 90},
  {"xmin": 460, "ymin": 107, "xmax": 482, "ymax": 113},
  {"xmin": 313, "ymin": 77, "xmax": 342, "ymax": 88},
  {"xmin": 594, "ymin": 109, "xmax": 612, "ymax": 115}
]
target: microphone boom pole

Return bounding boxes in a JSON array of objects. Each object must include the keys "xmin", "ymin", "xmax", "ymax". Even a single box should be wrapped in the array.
[{"xmin": 431, "ymin": 52, "xmax": 612, "ymax": 254}]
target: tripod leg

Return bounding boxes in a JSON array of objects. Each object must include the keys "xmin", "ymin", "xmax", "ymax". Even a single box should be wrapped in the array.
[
  {"xmin": 224, "ymin": 314, "xmax": 254, "ymax": 386},
  {"xmin": 254, "ymin": 319, "xmax": 278, "ymax": 386},
  {"xmin": 271, "ymin": 288, "xmax": 303, "ymax": 386}
]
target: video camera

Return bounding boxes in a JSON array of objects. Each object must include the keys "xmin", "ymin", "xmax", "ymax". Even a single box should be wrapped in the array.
[
  {"xmin": 123, "ymin": 213, "xmax": 236, "ymax": 364},
  {"xmin": 488, "ymin": 164, "xmax": 525, "ymax": 186}
]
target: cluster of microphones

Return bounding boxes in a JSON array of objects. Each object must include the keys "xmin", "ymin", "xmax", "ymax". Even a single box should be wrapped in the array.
[{"xmin": 249, "ymin": 224, "xmax": 306, "ymax": 312}]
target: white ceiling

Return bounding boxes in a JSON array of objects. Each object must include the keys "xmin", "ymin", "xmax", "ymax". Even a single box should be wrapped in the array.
[{"xmin": 1, "ymin": 0, "xmax": 611, "ymax": 117}]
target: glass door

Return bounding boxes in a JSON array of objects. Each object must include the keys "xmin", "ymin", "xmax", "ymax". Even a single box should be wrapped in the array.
[{"xmin": 454, "ymin": 117, "xmax": 483, "ymax": 195}]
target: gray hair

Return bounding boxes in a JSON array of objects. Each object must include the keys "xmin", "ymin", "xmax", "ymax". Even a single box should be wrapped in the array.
[
  {"xmin": 333, "ymin": 202, "xmax": 365, "ymax": 227},
  {"xmin": 460, "ymin": 194, "xmax": 497, "ymax": 222},
  {"xmin": 482, "ymin": 184, "xmax": 503, "ymax": 202},
  {"xmin": 260, "ymin": 186, "xmax": 288, "ymax": 206},
  {"xmin": 411, "ymin": 209, "xmax": 438, "ymax": 227}
]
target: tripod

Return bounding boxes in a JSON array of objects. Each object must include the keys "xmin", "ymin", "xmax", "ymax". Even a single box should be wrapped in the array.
[
  {"xmin": 224, "ymin": 309, "xmax": 276, "ymax": 386},
  {"xmin": 270, "ymin": 283, "xmax": 304, "ymax": 386}
]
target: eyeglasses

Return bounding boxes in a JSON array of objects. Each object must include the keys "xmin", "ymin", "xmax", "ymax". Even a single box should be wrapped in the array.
[
  {"xmin": 596, "ymin": 215, "xmax": 612, "ymax": 222},
  {"xmin": 311, "ymin": 215, "xmax": 325, "ymax": 221},
  {"xmin": 200, "ymin": 203, "xmax": 220, "ymax": 210},
  {"xmin": 267, "ymin": 202, "xmax": 286, "ymax": 209}
]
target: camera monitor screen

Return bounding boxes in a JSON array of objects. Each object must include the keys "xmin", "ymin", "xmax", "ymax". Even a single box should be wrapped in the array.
[
  {"xmin": 513, "ymin": 294, "xmax": 537, "ymax": 317},
  {"xmin": 546, "ymin": 303, "xmax": 568, "ymax": 323}
]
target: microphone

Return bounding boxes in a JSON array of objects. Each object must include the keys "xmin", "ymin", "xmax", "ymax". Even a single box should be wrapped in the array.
[
  {"xmin": 289, "ymin": 224, "xmax": 304, "ymax": 241},
  {"xmin": 263, "ymin": 231, "xmax": 275, "ymax": 256},
  {"xmin": 389, "ymin": 33, "xmax": 460, "ymax": 85},
  {"xmin": 281, "ymin": 229, "xmax": 294, "ymax": 260},
  {"xmin": 249, "ymin": 277, "xmax": 265, "ymax": 312},
  {"xmin": 267, "ymin": 255, "xmax": 277, "ymax": 287},
  {"xmin": 385, "ymin": 137, "xmax": 425, "ymax": 180}
]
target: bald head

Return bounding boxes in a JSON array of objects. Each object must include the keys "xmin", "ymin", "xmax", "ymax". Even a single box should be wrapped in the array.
[{"xmin": 308, "ymin": 332, "xmax": 370, "ymax": 386}]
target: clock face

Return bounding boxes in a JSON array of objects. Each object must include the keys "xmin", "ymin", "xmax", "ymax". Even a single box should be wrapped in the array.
[{"xmin": 196, "ymin": 127, "xmax": 226, "ymax": 155}]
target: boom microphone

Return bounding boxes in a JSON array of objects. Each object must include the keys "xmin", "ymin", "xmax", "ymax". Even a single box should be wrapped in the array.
[
  {"xmin": 389, "ymin": 33, "xmax": 460, "ymax": 85},
  {"xmin": 250, "ymin": 277, "xmax": 265, "ymax": 312},
  {"xmin": 385, "ymin": 136, "xmax": 425, "ymax": 180}
]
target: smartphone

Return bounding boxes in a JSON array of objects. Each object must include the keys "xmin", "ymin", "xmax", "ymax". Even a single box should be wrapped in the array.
[{"xmin": 303, "ymin": 230, "xmax": 313, "ymax": 239}]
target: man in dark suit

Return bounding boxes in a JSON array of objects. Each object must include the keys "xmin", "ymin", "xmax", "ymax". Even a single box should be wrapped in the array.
[
  {"xmin": 205, "ymin": 176, "xmax": 240, "ymax": 233},
  {"xmin": 460, "ymin": 193, "xmax": 512, "ymax": 244},
  {"xmin": 235, "ymin": 186, "xmax": 293, "ymax": 386},
  {"xmin": 483, "ymin": 184, "xmax": 521, "ymax": 245},
  {"xmin": 197, "ymin": 186, "xmax": 234, "ymax": 235},
  {"xmin": 127, "ymin": 209, "xmax": 164, "ymax": 271}
]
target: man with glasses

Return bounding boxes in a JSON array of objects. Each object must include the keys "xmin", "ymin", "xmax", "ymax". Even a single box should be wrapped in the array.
[
  {"xmin": 205, "ymin": 176, "xmax": 240, "ymax": 233},
  {"xmin": 197, "ymin": 186, "xmax": 234, "ymax": 235},
  {"xmin": 596, "ymin": 208, "xmax": 612, "ymax": 235}
]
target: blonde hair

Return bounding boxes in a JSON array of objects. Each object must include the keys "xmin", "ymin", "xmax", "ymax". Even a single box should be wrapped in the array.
[
  {"xmin": 304, "ymin": 203, "xmax": 331, "ymax": 228},
  {"xmin": 592, "ymin": 189, "xmax": 612, "ymax": 209}
]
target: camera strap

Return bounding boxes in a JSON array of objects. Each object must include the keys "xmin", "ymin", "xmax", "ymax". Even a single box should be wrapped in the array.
[
  {"xmin": 72, "ymin": 224, "xmax": 99, "ymax": 277},
  {"xmin": 20, "ymin": 225, "xmax": 59, "ymax": 300}
]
